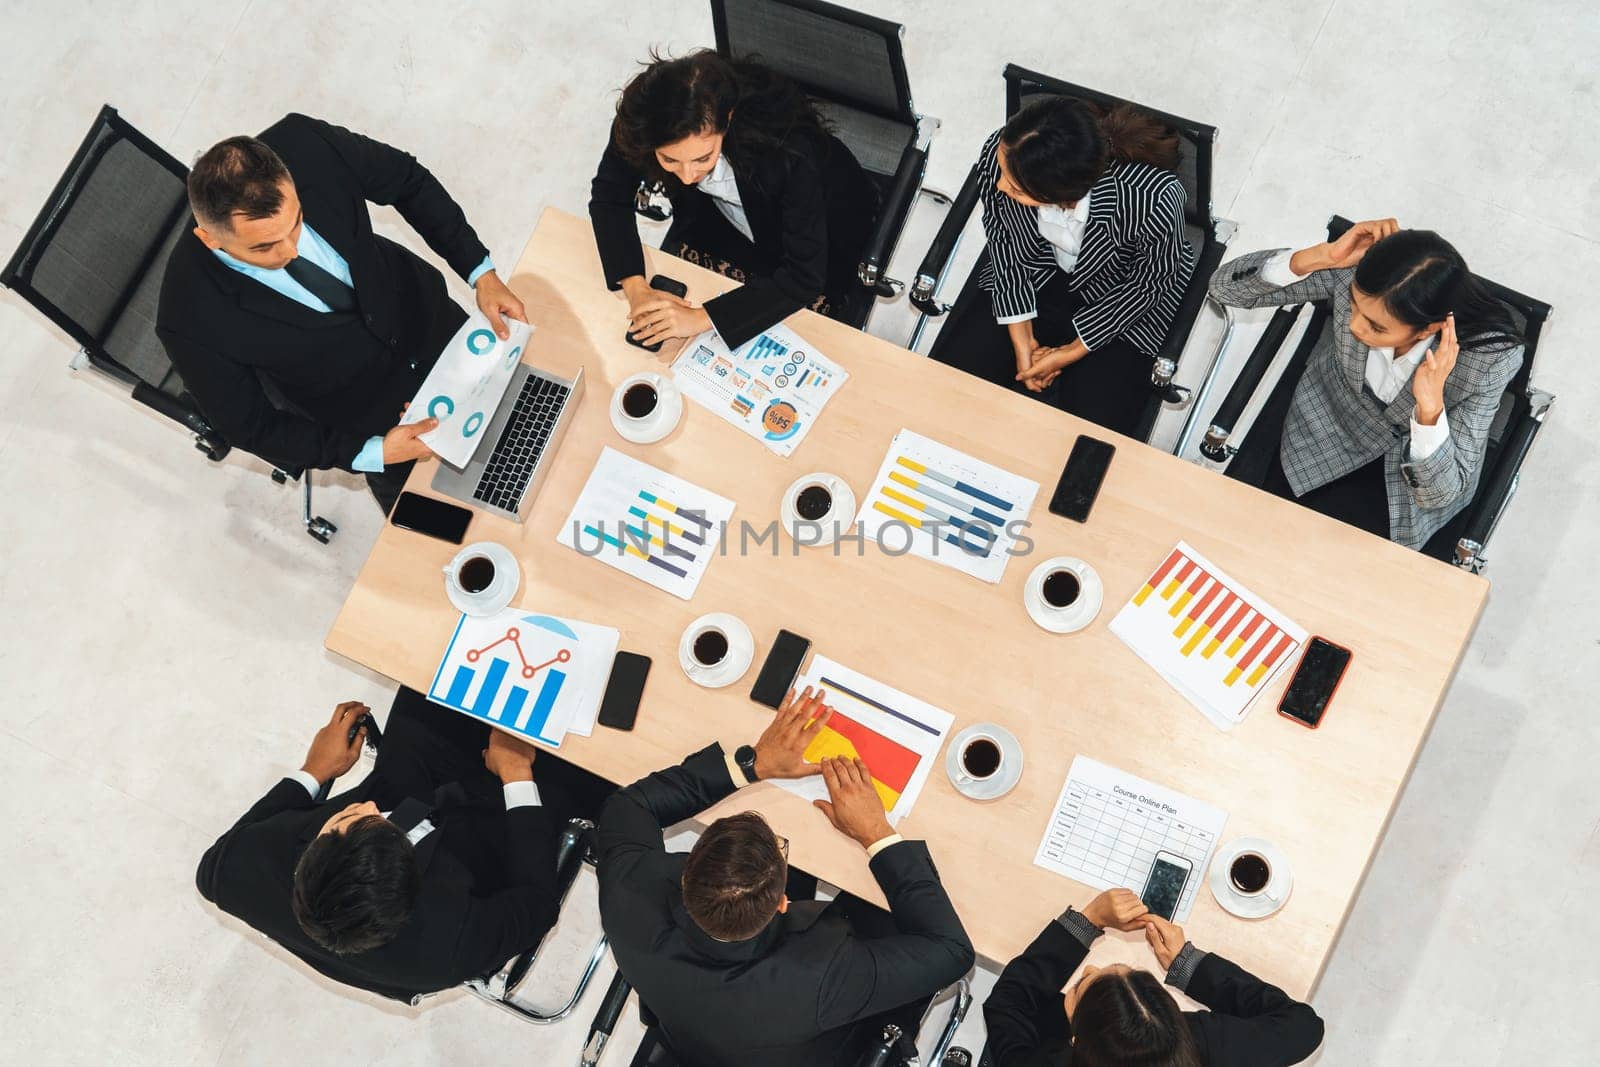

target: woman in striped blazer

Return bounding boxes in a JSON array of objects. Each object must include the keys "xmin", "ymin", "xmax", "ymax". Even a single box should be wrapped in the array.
[{"xmin": 931, "ymin": 98, "xmax": 1195, "ymax": 437}]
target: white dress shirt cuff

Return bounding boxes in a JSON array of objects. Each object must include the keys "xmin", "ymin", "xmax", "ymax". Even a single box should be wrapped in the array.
[
  {"xmin": 288, "ymin": 770, "xmax": 323, "ymax": 799},
  {"xmin": 467, "ymin": 257, "xmax": 496, "ymax": 287},
  {"xmin": 724, "ymin": 750, "xmax": 750, "ymax": 787},
  {"xmin": 1258, "ymin": 250, "xmax": 1305, "ymax": 288},
  {"xmin": 502, "ymin": 780, "xmax": 543, "ymax": 809},
  {"xmin": 993, "ymin": 309, "xmax": 1039, "ymax": 325},
  {"xmin": 1408, "ymin": 408, "xmax": 1450, "ymax": 461},
  {"xmin": 350, "ymin": 436, "xmax": 387, "ymax": 474},
  {"xmin": 865, "ymin": 834, "xmax": 904, "ymax": 859}
]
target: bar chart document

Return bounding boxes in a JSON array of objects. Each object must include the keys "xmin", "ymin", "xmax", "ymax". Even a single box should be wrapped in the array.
[
  {"xmin": 428, "ymin": 609, "xmax": 619, "ymax": 748},
  {"xmin": 777, "ymin": 654, "xmax": 955, "ymax": 826},
  {"xmin": 673, "ymin": 323, "xmax": 848, "ymax": 456},
  {"xmin": 1034, "ymin": 756, "xmax": 1228, "ymax": 922},
  {"xmin": 1110, "ymin": 541, "xmax": 1307, "ymax": 730},
  {"xmin": 557, "ymin": 447, "xmax": 736, "ymax": 600},
  {"xmin": 855, "ymin": 429, "xmax": 1040, "ymax": 584}
]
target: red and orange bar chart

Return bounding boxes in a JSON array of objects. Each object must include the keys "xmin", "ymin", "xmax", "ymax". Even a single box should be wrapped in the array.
[{"xmin": 1113, "ymin": 541, "xmax": 1306, "ymax": 729}]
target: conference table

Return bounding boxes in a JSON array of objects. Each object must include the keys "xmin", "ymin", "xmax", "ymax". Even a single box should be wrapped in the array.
[{"xmin": 326, "ymin": 207, "xmax": 1488, "ymax": 1000}]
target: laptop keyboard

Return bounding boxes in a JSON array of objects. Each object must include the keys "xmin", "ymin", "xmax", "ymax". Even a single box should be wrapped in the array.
[{"xmin": 472, "ymin": 374, "xmax": 571, "ymax": 513}]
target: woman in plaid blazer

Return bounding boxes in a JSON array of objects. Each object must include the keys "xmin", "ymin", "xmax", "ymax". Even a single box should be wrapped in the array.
[{"xmin": 1209, "ymin": 220, "xmax": 1524, "ymax": 548}]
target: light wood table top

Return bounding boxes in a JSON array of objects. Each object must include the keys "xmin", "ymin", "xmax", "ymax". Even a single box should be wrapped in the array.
[{"xmin": 327, "ymin": 207, "xmax": 1487, "ymax": 999}]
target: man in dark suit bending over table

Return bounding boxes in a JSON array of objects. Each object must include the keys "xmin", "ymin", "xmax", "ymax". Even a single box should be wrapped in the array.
[
  {"xmin": 597, "ymin": 687, "xmax": 975, "ymax": 1066},
  {"xmin": 157, "ymin": 114, "xmax": 526, "ymax": 513}
]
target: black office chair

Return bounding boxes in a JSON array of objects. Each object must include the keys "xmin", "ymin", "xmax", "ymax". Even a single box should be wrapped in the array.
[
  {"xmin": 909, "ymin": 64, "xmax": 1236, "ymax": 445},
  {"xmin": 2, "ymin": 104, "xmax": 337, "ymax": 542},
  {"xmin": 633, "ymin": 0, "xmax": 942, "ymax": 330},
  {"xmin": 1197, "ymin": 215, "xmax": 1555, "ymax": 572},
  {"xmin": 622, "ymin": 977, "xmax": 973, "ymax": 1066}
]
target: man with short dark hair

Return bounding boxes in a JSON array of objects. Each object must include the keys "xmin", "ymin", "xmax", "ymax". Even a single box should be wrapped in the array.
[
  {"xmin": 196, "ymin": 688, "xmax": 612, "ymax": 1002},
  {"xmin": 597, "ymin": 688, "xmax": 975, "ymax": 1066},
  {"xmin": 158, "ymin": 115, "xmax": 526, "ymax": 513}
]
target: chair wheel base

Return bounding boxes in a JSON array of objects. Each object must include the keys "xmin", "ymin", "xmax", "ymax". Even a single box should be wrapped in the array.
[
  {"xmin": 942, "ymin": 1050, "xmax": 973, "ymax": 1067},
  {"xmin": 307, "ymin": 517, "xmax": 336, "ymax": 543},
  {"xmin": 271, "ymin": 469, "xmax": 288, "ymax": 484}
]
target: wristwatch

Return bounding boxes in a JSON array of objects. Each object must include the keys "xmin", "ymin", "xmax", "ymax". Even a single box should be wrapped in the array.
[{"xmin": 734, "ymin": 745, "xmax": 760, "ymax": 784}]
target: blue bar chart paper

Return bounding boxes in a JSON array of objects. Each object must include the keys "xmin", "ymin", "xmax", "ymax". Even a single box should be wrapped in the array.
[
  {"xmin": 427, "ymin": 609, "xmax": 620, "ymax": 747},
  {"xmin": 855, "ymin": 429, "xmax": 1040, "ymax": 584}
]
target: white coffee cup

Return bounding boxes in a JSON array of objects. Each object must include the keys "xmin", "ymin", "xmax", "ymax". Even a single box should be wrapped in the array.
[
  {"xmin": 611, "ymin": 372, "xmax": 682, "ymax": 444},
  {"xmin": 443, "ymin": 542, "xmax": 520, "ymax": 616},
  {"xmin": 955, "ymin": 733, "xmax": 1004, "ymax": 783},
  {"xmin": 678, "ymin": 613, "xmax": 755, "ymax": 687}
]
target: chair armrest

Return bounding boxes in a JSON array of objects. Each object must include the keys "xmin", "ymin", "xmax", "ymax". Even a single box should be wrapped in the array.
[
  {"xmin": 910, "ymin": 163, "xmax": 983, "ymax": 314},
  {"xmin": 1154, "ymin": 237, "xmax": 1229, "ymax": 374},
  {"xmin": 129, "ymin": 381, "xmax": 231, "ymax": 461},
  {"xmin": 1198, "ymin": 304, "xmax": 1302, "ymax": 461},
  {"xmin": 1455, "ymin": 388, "xmax": 1554, "ymax": 569},
  {"xmin": 859, "ymin": 141, "xmax": 929, "ymax": 293},
  {"xmin": 580, "ymin": 971, "xmax": 634, "ymax": 1067}
]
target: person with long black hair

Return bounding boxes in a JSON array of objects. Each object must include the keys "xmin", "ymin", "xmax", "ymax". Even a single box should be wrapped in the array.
[
  {"xmin": 1210, "ymin": 219, "xmax": 1525, "ymax": 548},
  {"xmin": 984, "ymin": 888, "xmax": 1324, "ymax": 1066},
  {"xmin": 930, "ymin": 97, "xmax": 1196, "ymax": 437},
  {"xmin": 589, "ymin": 49, "xmax": 879, "ymax": 350}
]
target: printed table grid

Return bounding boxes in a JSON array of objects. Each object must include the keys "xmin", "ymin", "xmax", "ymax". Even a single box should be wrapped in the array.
[{"xmin": 1041, "ymin": 784, "xmax": 1217, "ymax": 917}]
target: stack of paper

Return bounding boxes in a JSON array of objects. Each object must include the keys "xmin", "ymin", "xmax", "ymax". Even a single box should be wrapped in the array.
[{"xmin": 427, "ymin": 609, "xmax": 618, "ymax": 748}]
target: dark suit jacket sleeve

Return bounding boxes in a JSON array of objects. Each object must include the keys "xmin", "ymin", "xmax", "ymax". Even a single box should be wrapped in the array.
[
  {"xmin": 1185, "ymin": 951, "xmax": 1325, "ymax": 1066},
  {"xmin": 814, "ymin": 841, "xmax": 975, "ymax": 1032},
  {"xmin": 596, "ymin": 743, "xmax": 739, "ymax": 879},
  {"xmin": 158, "ymin": 320, "xmax": 373, "ymax": 471},
  {"xmin": 699, "ymin": 148, "xmax": 829, "ymax": 349},
  {"xmin": 196, "ymin": 777, "xmax": 319, "ymax": 903},
  {"xmin": 589, "ymin": 132, "xmax": 651, "ymax": 292},
  {"xmin": 983, "ymin": 919, "xmax": 1091, "ymax": 1067},
  {"xmin": 289, "ymin": 113, "xmax": 490, "ymax": 281},
  {"xmin": 447, "ymin": 803, "xmax": 561, "ymax": 981}
]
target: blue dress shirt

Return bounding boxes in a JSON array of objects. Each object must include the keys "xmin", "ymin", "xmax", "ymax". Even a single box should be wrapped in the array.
[{"xmin": 213, "ymin": 223, "xmax": 493, "ymax": 472}]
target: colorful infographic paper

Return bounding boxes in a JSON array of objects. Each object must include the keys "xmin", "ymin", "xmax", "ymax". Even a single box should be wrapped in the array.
[
  {"xmin": 1033, "ymin": 756, "xmax": 1227, "ymax": 922},
  {"xmin": 671, "ymin": 324, "xmax": 848, "ymax": 456},
  {"xmin": 401, "ymin": 310, "xmax": 534, "ymax": 467},
  {"xmin": 1109, "ymin": 541, "xmax": 1307, "ymax": 730},
  {"xmin": 855, "ymin": 429, "xmax": 1040, "ymax": 584},
  {"xmin": 777, "ymin": 654, "xmax": 955, "ymax": 826},
  {"xmin": 427, "ymin": 609, "xmax": 619, "ymax": 748},
  {"xmin": 556, "ymin": 447, "xmax": 736, "ymax": 601}
]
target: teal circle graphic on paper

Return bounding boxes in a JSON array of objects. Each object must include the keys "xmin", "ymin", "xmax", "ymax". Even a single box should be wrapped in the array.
[
  {"xmin": 466, "ymin": 329, "xmax": 496, "ymax": 354},
  {"xmin": 427, "ymin": 395, "xmax": 455, "ymax": 418},
  {"xmin": 462, "ymin": 412, "xmax": 485, "ymax": 437},
  {"xmin": 505, "ymin": 344, "xmax": 523, "ymax": 366}
]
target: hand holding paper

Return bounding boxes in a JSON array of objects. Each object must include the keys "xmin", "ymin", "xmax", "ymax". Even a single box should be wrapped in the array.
[{"xmin": 402, "ymin": 309, "xmax": 536, "ymax": 468}]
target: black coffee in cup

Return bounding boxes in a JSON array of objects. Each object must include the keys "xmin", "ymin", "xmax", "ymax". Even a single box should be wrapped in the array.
[
  {"xmin": 623, "ymin": 383, "xmax": 659, "ymax": 419},
  {"xmin": 692, "ymin": 629, "xmax": 729, "ymax": 666},
  {"xmin": 961, "ymin": 737, "xmax": 1002, "ymax": 779},
  {"xmin": 1229, "ymin": 852, "xmax": 1271, "ymax": 894},
  {"xmin": 796, "ymin": 484, "xmax": 834, "ymax": 521},
  {"xmin": 459, "ymin": 556, "xmax": 496, "ymax": 593},
  {"xmin": 1042, "ymin": 570, "xmax": 1081, "ymax": 608}
]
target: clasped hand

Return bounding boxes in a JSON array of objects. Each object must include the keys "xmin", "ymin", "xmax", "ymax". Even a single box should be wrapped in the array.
[{"xmin": 1014, "ymin": 340, "xmax": 1089, "ymax": 393}]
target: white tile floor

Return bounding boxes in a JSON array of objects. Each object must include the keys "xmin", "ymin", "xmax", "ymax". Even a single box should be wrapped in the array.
[{"xmin": 2, "ymin": 2, "xmax": 1597, "ymax": 1064}]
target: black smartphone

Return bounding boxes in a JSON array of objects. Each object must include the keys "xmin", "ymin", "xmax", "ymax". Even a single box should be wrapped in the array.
[
  {"xmin": 749, "ymin": 629, "xmax": 813, "ymax": 709},
  {"xmin": 1140, "ymin": 850, "xmax": 1194, "ymax": 921},
  {"xmin": 626, "ymin": 274, "xmax": 691, "ymax": 352},
  {"xmin": 1278, "ymin": 637, "xmax": 1353, "ymax": 729},
  {"xmin": 598, "ymin": 652, "xmax": 652, "ymax": 731},
  {"xmin": 347, "ymin": 711, "xmax": 382, "ymax": 753},
  {"xmin": 1048, "ymin": 435, "xmax": 1116, "ymax": 523},
  {"xmin": 389, "ymin": 491, "xmax": 472, "ymax": 544}
]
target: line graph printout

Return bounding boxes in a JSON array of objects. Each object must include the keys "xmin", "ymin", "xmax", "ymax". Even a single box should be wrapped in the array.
[
  {"xmin": 776, "ymin": 654, "xmax": 955, "ymax": 826},
  {"xmin": 428, "ymin": 609, "xmax": 619, "ymax": 748},
  {"xmin": 1033, "ymin": 756, "xmax": 1227, "ymax": 922},
  {"xmin": 855, "ymin": 429, "xmax": 1039, "ymax": 584},
  {"xmin": 1109, "ymin": 541, "xmax": 1307, "ymax": 730},
  {"xmin": 557, "ymin": 447, "xmax": 736, "ymax": 600}
]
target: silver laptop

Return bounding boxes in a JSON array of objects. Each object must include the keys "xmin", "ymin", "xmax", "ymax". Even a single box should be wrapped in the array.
[{"xmin": 431, "ymin": 363, "xmax": 585, "ymax": 522}]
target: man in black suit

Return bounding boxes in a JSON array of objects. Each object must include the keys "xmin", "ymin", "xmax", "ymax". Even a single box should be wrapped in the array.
[
  {"xmin": 157, "ymin": 114, "xmax": 526, "ymax": 513},
  {"xmin": 196, "ymin": 688, "xmax": 611, "ymax": 1004},
  {"xmin": 596, "ymin": 687, "xmax": 975, "ymax": 1066},
  {"xmin": 983, "ymin": 888, "xmax": 1325, "ymax": 1066}
]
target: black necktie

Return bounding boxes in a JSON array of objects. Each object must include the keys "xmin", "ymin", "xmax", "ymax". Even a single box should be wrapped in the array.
[{"xmin": 284, "ymin": 255, "xmax": 357, "ymax": 313}]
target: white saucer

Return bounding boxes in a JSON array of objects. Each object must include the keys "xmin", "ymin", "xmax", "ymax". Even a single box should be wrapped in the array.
[
  {"xmin": 780, "ymin": 473, "xmax": 857, "ymax": 548},
  {"xmin": 945, "ymin": 723, "xmax": 1024, "ymax": 800},
  {"xmin": 443, "ymin": 541, "xmax": 521, "ymax": 617},
  {"xmin": 1209, "ymin": 837, "xmax": 1293, "ymax": 919},
  {"xmin": 1024, "ymin": 557, "xmax": 1104, "ymax": 634},
  {"xmin": 678, "ymin": 613, "xmax": 756, "ymax": 688},
  {"xmin": 610, "ymin": 372, "xmax": 683, "ymax": 444}
]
